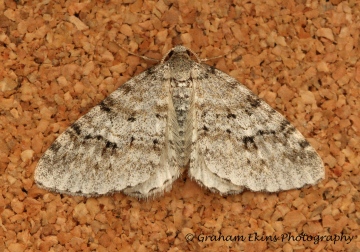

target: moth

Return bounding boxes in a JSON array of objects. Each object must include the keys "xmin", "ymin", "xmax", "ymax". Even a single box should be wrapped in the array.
[{"xmin": 35, "ymin": 46, "xmax": 325, "ymax": 198}]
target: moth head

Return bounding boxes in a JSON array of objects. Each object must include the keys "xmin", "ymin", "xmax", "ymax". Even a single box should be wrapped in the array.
[{"xmin": 161, "ymin": 46, "xmax": 201, "ymax": 63}]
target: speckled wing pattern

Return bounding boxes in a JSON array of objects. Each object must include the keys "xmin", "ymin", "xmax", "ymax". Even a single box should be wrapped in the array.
[
  {"xmin": 35, "ymin": 46, "xmax": 325, "ymax": 198},
  {"xmin": 188, "ymin": 65, "xmax": 324, "ymax": 195},
  {"xmin": 35, "ymin": 59, "xmax": 181, "ymax": 198}
]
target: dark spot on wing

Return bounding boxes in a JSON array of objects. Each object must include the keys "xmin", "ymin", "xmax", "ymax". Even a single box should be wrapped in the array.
[
  {"xmin": 121, "ymin": 83, "xmax": 132, "ymax": 94},
  {"xmin": 257, "ymin": 130, "xmax": 264, "ymax": 136},
  {"xmin": 145, "ymin": 68, "xmax": 155, "ymax": 75},
  {"xmin": 101, "ymin": 96, "xmax": 116, "ymax": 110},
  {"xmin": 130, "ymin": 136, "xmax": 135, "ymax": 147},
  {"xmin": 153, "ymin": 139, "xmax": 160, "ymax": 151},
  {"xmin": 256, "ymin": 129, "xmax": 276, "ymax": 136},
  {"xmin": 243, "ymin": 136, "xmax": 257, "ymax": 150},
  {"xmin": 71, "ymin": 123, "xmax": 81, "ymax": 135},
  {"xmin": 226, "ymin": 129, "xmax": 231, "ymax": 134},
  {"xmin": 203, "ymin": 125, "xmax": 209, "ymax": 131},
  {"xmin": 280, "ymin": 120, "xmax": 290, "ymax": 131},
  {"xmin": 99, "ymin": 100, "xmax": 111, "ymax": 112},
  {"xmin": 299, "ymin": 140, "xmax": 310, "ymax": 148},
  {"xmin": 227, "ymin": 113, "xmax": 236, "ymax": 119},
  {"xmin": 287, "ymin": 127, "xmax": 296, "ymax": 134},
  {"xmin": 247, "ymin": 95, "xmax": 261, "ymax": 108},
  {"xmin": 148, "ymin": 187, "xmax": 159, "ymax": 193},
  {"xmin": 209, "ymin": 66, "xmax": 216, "ymax": 74},
  {"xmin": 227, "ymin": 80, "xmax": 238, "ymax": 89},
  {"xmin": 198, "ymin": 71, "xmax": 208, "ymax": 80},
  {"xmin": 49, "ymin": 142, "xmax": 61, "ymax": 152},
  {"xmin": 106, "ymin": 141, "xmax": 117, "ymax": 149},
  {"xmin": 222, "ymin": 177, "xmax": 231, "ymax": 183},
  {"xmin": 244, "ymin": 109, "xmax": 252, "ymax": 116},
  {"xmin": 83, "ymin": 134, "xmax": 105, "ymax": 142},
  {"xmin": 243, "ymin": 136, "xmax": 254, "ymax": 144},
  {"xmin": 128, "ymin": 117, "xmax": 136, "ymax": 122},
  {"xmin": 278, "ymin": 120, "xmax": 297, "ymax": 137}
]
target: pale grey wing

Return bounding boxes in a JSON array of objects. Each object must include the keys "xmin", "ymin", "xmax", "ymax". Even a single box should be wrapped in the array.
[
  {"xmin": 35, "ymin": 65, "xmax": 180, "ymax": 198},
  {"xmin": 188, "ymin": 64, "xmax": 325, "ymax": 195}
]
